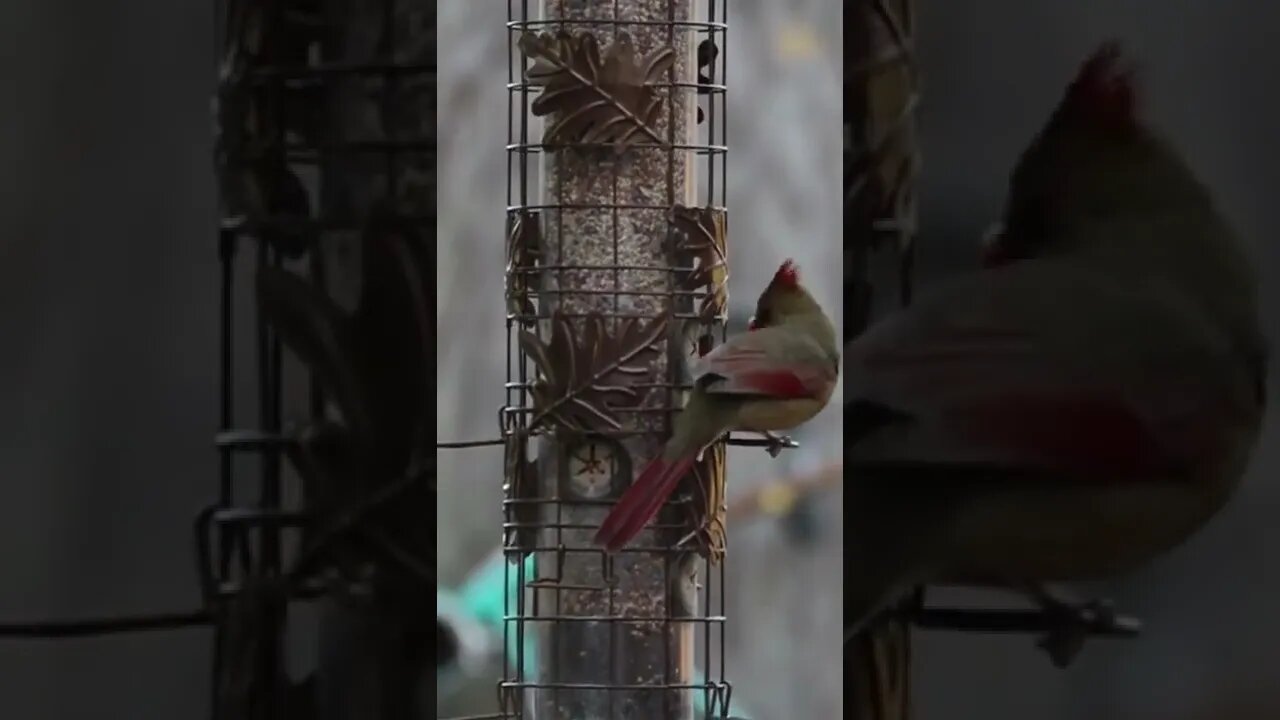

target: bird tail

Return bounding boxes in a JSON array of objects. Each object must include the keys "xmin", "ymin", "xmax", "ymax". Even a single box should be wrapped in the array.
[
  {"xmin": 595, "ymin": 389, "xmax": 733, "ymax": 552},
  {"xmin": 593, "ymin": 452, "xmax": 700, "ymax": 552}
]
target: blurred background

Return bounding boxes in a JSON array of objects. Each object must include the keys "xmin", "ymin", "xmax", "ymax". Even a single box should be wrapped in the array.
[{"xmin": 0, "ymin": 1, "xmax": 1271, "ymax": 719}]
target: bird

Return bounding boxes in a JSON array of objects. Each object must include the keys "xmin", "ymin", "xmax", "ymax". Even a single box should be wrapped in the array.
[
  {"xmin": 593, "ymin": 259, "xmax": 840, "ymax": 552},
  {"xmin": 843, "ymin": 42, "xmax": 1268, "ymax": 643}
]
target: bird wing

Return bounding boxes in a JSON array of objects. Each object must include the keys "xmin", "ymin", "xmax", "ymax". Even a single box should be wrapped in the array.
[
  {"xmin": 844, "ymin": 263, "xmax": 1243, "ymax": 478},
  {"xmin": 692, "ymin": 327, "xmax": 837, "ymax": 400}
]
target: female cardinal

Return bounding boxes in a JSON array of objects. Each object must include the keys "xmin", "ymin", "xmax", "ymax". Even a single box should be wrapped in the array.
[
  {"xmin": 593, "ymin": 260, "xmax": 840, "ymax": 552},
  {"xmin": 844, "ymin": 43, "xmax": 1268, "ymax": 640}
]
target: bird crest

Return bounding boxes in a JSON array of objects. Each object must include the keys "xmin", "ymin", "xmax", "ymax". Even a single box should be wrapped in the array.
[
  {"xmin": 1060, "ymin": 40, "xmax": 1138, "ymax": 130},
  {"xmin": 770, "ymin": 259, "xmax": 800, "ymax": 290}
]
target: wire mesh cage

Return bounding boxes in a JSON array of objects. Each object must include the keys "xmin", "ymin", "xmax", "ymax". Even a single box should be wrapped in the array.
[
  {"xmin": 205, "ymin": 1, "xmax": 433, "ymax": 717},
  {"xmin": 497, "ymin": 1, "xmax": 730, "ymax": 718}
]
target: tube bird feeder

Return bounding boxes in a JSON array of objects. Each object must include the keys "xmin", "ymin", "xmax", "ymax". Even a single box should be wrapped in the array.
[{"xmin": 501, "ymin": 1, "xmax": 731, "ymax": 718}]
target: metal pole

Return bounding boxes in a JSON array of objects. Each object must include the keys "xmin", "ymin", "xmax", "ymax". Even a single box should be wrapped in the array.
[
  {"xmin": 846, "ymin": 1, "xmax": 918, "ymax": 719},
  {"xmin": 501, "ymin": 1, "xmax": 730, "ymax": 718}
]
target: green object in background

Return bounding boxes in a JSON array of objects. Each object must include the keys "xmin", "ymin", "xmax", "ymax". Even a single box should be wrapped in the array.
[
  {"xmin": 456, "ymin": 550, "xmax": 536, "ymax": 674},
  {"xmin": 447, "ymin": 549, "xmax": 754, "ymax": 720}
]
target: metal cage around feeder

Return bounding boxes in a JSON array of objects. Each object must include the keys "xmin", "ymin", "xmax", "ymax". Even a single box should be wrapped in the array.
[
  {"xmin": 497, "ymin": 1, "xmax": 730, "ymax": 719},
  {"xmin": 204, "ymin": 1, "xmax": 434, "ymax": 717}
]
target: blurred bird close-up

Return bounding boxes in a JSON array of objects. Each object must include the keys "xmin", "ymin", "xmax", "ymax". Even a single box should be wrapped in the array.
[{"xmin": 846, "ymin": 41, "xmax": 1266, "ymax": 651}]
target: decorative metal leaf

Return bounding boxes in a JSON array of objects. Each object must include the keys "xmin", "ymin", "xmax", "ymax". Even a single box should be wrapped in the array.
[
  {"xmin": 291, "ymin": 472, "xmax": 429, "ymax": 592},
  {"xmin": 518, "ymin": 29, "xmax": 674, "ymax": 150},
  {"xmin": 675, "ymin": 203, "xmax": 727, "ymax": 312},
  {"xmin": 353, "ymin": 210, "xmax": 432, "ymax": 480},
  {"xmin": 255, "ymin": 266, "xmax": 378, "ymax": 457},
  {"xmin": 672, "ymin": 205, "xmax": 729, "ymax": 343},
  {"xmin": 284, "ymin": 419, "xmax": 368, "ymax": 584},
  {"xmin": 349, "ymin": 212, "xmax": 434, "ymax": 586},
  {"xmin": 242, "ymin": 159, "xmax": 315, "ymax": 258},
  {"xmin": 502, "ymin": 429, "xmax": 539, "ymax": 560},
  {"xmin": 517, "ymin": 311, "xmax": 667, "ymax": 433},
  {"xmin": 860, "ymin": 0, "xmax": 919, "ymax": 255},
  {"xmin": 680, "ymin": 440, "xmax": 727, "ymax": 562},
  {"xmin": 669, "ymin": 206, "xmax": 729, "ymax": 555},
  {"xmin": 259, "ymin": 209, "xmax": 433, "ymax": 590},
  {"xmin": 505, "ymin": 210, "xmax": 541, "ymax": 327},
  {"xmin": 287, "ymin": 420, "xmax": 353, "ymax": 514}
]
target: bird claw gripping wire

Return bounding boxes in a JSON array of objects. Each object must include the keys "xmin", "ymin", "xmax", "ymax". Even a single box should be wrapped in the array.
[
  {"xmin": 1028, "ymin": 587, "xmax": 1140, "ymax": 668},
  {"xmin": 909, "ymin": 584, "xmax": 1142, "ymax": 667},
  {"xmin": 762, "ymin": 431, "xmax": 794, "ymax": 458}
]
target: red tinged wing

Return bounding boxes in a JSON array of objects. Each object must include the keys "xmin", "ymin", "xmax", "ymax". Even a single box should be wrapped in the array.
[
  {"xmin": 694, "ymin": 328, "xmax": 836, "ymax": 400},
  {"xmin": 594, "ymin": 454, "xmax": 698, "ymax": 552},
  {"xmin": 845, "ymin": 265, "xmax": 1239, "ymax": 478},
  {"xmin": 942, "ymin": 390, "xmax": 1164, "ymax": 477},
  {"xmin": 719, "ymin": 369, "xmax": 813, "ymax": 398}
]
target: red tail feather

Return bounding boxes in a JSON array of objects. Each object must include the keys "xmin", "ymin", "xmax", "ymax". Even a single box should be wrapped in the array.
[{"xmin": 594, "ymin": 454, "xmax": 698, "ymax": 552}]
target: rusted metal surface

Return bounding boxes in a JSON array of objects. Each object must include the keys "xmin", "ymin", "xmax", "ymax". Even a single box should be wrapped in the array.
[{"xmin": 498, "ymin": 1, "xmax": 730, "ymax": 718}]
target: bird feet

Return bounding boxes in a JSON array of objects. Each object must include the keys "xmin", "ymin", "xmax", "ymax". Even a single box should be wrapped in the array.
[
  {"xmin": 1027, "ymin": 586, "xmax": 1134, "ymax": 668},
  {"xmin": 761, "ymin": 431, "xmax": 794, "ymax": 458}
]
